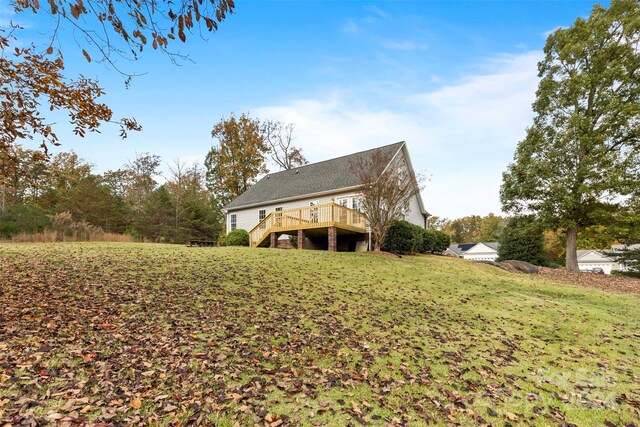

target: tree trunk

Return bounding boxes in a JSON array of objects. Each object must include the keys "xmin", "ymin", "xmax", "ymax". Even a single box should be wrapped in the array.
[
  {"xmin": 565, "ymin": 227, "xmax": 579, "ymax": 271},
  {"xmin": 373, "ymin": 231, "xmax": 382, "ymax": 251}
]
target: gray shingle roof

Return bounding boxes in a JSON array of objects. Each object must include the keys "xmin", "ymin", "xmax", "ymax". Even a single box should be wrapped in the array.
[
  {"xmin": 225, "ymin": 142, "xmax": 405, "ymax": 210},
  {"xmin": 447, "ymin": 243, "xmax": 477, "ymax": 256},
  {"xmin": 447, "ymin": 242, "xmax": 500, "ymax": 256},
  {"xmin": 484, "ymin": 242, "xmax": 500, "ymax": 251},
  {"xmin": 577, "ymin": 249, "xmax": 593, "ymax": 258}
]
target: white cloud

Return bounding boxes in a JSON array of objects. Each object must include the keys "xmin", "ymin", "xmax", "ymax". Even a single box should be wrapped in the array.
[
  {"xmin": 342, "ymin": 19, "xmax": 361, "ymax": 35},
  {"xmin": 255, "ymin": 92, "xmax": 428, "ymax": 162},
  {"xmin": 381, "ymin": 40, "xmax": 428, "ymax": 51},
  {"xmin": 253, "ymin": 52, "xmax": 542, "ymax": 219},
  {"xmin": 363, "ymin": 5, "xmax": 389, "ymax": 20}
]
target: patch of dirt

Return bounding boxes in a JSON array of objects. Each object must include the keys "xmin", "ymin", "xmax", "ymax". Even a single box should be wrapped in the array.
[{"xmin": 539, "ymin": 267, "xmax": 640, "ymax": 294}]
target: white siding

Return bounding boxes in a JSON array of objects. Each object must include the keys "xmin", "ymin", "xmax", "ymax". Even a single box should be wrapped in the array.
[
  {"xmin": 227, "ymin": 190, "xmax": 426, "ymax": 233},
  {"xmin": 227, "ymin": 191, "xmax": 359, "ymax": 234},
  {"xmin": 226, "ymin": 146, "xmax": 427, "ymax": 233},
  {"xmin": 405, "ymin": 194, "xmax": 426, "ymax": 228},
  {"xmin": 462, "ymin": 243, "xmax": 499, "ymax": 262}
]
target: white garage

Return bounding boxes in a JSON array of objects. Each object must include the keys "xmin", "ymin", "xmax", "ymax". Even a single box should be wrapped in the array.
[{"xmin": 577, "ymin": 250, "xmax": 616, "ymax": 275}]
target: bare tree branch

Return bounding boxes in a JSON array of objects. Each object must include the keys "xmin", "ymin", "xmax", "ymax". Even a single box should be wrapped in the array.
[{"xmin": 350, "ymin": 150, "xmax": 423, "ymax": 251}]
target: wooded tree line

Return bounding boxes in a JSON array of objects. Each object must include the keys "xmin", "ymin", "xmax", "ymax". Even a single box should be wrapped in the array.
[
  {"xmin": 432, "ymin": 211, "xmax": 639, "ymax": 268},
  {"xmin": 0, "ymin": 113, "xmax": 306, "ymax": 243},
  {"xmin": 0, "ymin": 148, "xmax": 222, "ymax": 242}
]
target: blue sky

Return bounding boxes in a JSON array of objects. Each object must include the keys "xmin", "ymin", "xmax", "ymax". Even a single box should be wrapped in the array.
[{"xmin": 9, "ymin": 1, "xmax": 604, "ymax": 218}]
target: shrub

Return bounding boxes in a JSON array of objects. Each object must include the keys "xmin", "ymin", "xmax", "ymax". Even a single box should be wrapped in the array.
[
  {"xmin": 382, "ymin": 221, "xmax": 421, "ymax": 254},
  {"xmin": 227, "ymin": 229, "xmax": 249, "ymax": 246},
  {"xmin": 432, "ymin": 231, "xmax": 451, "ymax": 254},
  {"xmin": 497, "ymin": 215, "xmax": 546, "ymax": 265},
  {"xmin": 0, "ymin": 204, "xmax": 49, "ymax": 238},
  {"xmin": 417, "ymin": 228, "xmax": 434, "ymax": 253},
  {"xmin": 289, "ymin": 235, "xmax": 298, "ymax": 248}
]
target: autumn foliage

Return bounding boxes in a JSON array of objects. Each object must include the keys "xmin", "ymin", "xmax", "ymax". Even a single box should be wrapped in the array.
[{"xmin": 2, "ymin": 0, "xmax": 234, "ymax": 175}]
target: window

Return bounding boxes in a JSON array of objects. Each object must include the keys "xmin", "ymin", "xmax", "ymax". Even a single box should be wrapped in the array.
[
  {"xmin": 230, "ymin": 214, "xmax": 237, "ymax": 231},
  {"xmin": 337, "ymin": 198, "xmax": 349, "ymax": 207},
  {"xmin": 259, "ymin": 209, "xmax": 266, "ymax": 221},
  {"xmin": 275, "ymin": 207, "xmax": 283, "ymax": 212},
  {"xmin": 352, "ymin": 197, "xmax": 362, "ymax": 212},
  {"xmin": 274, "ymin": 207, "xmax": 282, "ymax": 223}
]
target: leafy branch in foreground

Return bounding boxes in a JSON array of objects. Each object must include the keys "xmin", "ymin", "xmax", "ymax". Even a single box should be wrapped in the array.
[{"xmin": 2, "ymin": 0, "xmax": 234, "ymax": 176}]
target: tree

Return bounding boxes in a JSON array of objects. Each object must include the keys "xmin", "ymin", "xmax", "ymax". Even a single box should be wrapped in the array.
[
  {"xmin": 262, "ymin": 120, "xmax": 308, "ymax": 170},
  {"xmin": 438, "ymin": 214, "xmax": 507, "ymax": 244},
  {"xmin": 478, "ymin": 213, "xmax": 508, "ymax": 242},
  {"xmin": 607, "ymin": 246, "xmax": 640, "ymax": 277},
  {"xmin": 205, "ymin": 113, "xmax": 269, "ymax": 207},
  {"xmin": 119, "ymin": 153, "xmax": 161, "ymax": 212},
  {"xmin": 500, "ymin": 0, "xmax": 640, "ymax": 271},
  {"xmin": 3, "ymin": 0, "xmax": 234, "ymax": 170},
  {"xmin": 134, "ymin": 185, "xmax": 175, "ymax": 241},
  {"xmin": 350, "ymin": 150, "xmax": 423, "ymax": 252},
  {"xmin": 166, "ymin": 160, "xmax": 223, "ymax": 242},
  {"xmin": 56, "ymin": 175, "xmax": 129, "ymax": 233},
  {"xmin": 497, "ymin": 216, "xmax": 547, "ymax": 266}
]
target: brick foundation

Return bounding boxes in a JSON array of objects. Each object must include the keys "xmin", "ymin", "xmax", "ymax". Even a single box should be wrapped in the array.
[
  {"xmin": 297, "ymin": 229, "xmax": 305, "ymax": 250},
  {"xmin": 328, "ymin": 227, "xmax": 337, "ymax": 252},
  {"xmin": 270, "ymin": 232, "xmax": 277, "ymax": 248}
]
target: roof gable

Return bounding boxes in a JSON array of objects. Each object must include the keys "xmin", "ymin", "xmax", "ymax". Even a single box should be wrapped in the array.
[
  {"xmin": 465, "ymin": 242, "xmax": 499, "ymax": 254},
  {"xmin": 577, "ymin": 250, "xmax": 614, "ymax": 263},
  {"xmin": 225, "ymin": 142, "xmax": 405, "ymax": 210},
  {"xmin": 447, "ymin": 243, "xmax": 477, "ymax": 256}
]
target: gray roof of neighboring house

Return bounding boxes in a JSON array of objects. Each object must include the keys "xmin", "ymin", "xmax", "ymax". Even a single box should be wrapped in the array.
[
  {"xmin": 225, "ymin": 142, "xmax": 406, "ymax": 210},
  {"xmin": 484, "ymin": 242, "xmax": 500, "ymax": 251},
  {"xmin": 447, "ymin": 242, "xmax": 500, "ymax": 256},
  {"xmin": 577, "ymin": 249, "xmax": 615, "ymax": 261},
  {"xmin": 447, "ymin": 243, "xmax": 478, "ymax": 256},
  {"xmin": 577, "ymin": 249, "xmax": 594, "ymax": 258}
]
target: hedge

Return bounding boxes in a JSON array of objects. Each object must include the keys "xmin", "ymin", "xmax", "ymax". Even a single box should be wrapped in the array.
[
  {"xmin": 226, "ymin": 229, "xmax": 249, "ymax": 246},
  {"xmin": 382, "ymin": 221, "xmax": 450, "ymax": 255}
]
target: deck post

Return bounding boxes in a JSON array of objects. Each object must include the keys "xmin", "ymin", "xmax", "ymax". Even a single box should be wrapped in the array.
[
  {"xmin": 297, "ymin": 229, "xmax": 304, "ymax": 250},
  {"xmin": 328, "ymin": 226, "xmax": 337, "ymax": 252},
  {"xmin": 270, "ymin": 232, "xmax": 277, "ymax": 248}
]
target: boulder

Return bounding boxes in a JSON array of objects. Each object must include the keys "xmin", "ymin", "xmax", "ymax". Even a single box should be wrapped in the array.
[{"xmin": 480, "ymin": 260, "xmax": 539, "ymax": 274}]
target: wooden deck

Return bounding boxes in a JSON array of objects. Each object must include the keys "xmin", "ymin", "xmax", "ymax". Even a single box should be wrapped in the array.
[{"xmin": 249, "ymin": 203, "xmax": 366, "ymax": 248}]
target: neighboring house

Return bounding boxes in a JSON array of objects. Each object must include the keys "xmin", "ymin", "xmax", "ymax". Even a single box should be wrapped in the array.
[
  {"xmin": 611, "ymin": 244, "xmax": 640, "ymax": 272},
  {"xmin": 444, "ymin": 242, "xmax": 500, "ymax": 262},
  {"xmin": 576, "ymin": 244, "xmax": 640, "ymax": 274},
  {"xmin": 223, "ymin": 141, "xmax": 429, "ymax": 250},
  {"xmin": 577, "ymin": 250, "xmax": 617, "ymax": 274}
]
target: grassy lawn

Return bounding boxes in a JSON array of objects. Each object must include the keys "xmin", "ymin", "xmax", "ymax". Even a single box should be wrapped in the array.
[{"xmin": 1, "ymin": 243, "xmax": 639, "ymax": 426}]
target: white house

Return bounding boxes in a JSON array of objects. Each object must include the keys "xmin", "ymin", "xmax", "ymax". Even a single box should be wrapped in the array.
[
  {"xmin": 577, "ymin": 250, "xmax": 617, "ymax": 274},
  {"xmin": 444, "ymin": 242, "xmax": 500, "ymax": 261},
  {"xmin": 577, "ymin": 244, "xmax": 640, "ymax": 274},
  {"xmin": 223, "ymin": 142, "xmax": 429, "ymax": 251}
]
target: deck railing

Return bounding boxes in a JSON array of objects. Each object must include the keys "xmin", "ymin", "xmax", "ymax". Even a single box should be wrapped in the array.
[{"xmin": 249, "ymin": 202, "xmax": 366, "ymax": 247}]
